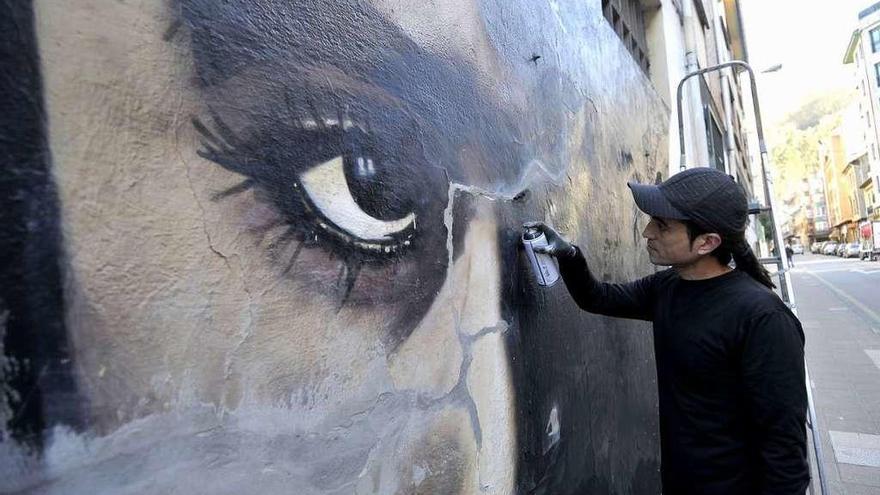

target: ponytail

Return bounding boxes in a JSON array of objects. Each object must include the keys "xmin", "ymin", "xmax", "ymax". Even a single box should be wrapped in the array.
[
  {"xmin": 729, "ymin": 237, "xmax": 775, "ymax": 289},
  {"xmin": 684, "ymin": 222, "xmax": 776, "ymax": 289}
]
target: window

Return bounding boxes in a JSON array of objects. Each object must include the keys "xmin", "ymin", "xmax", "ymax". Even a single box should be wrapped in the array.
[
  {"xmin": 696, "ymin": 76, "xmax": 726, "ymax": 172},
  {"xmin": 871, "ymin": 27, "xmax": 880, "ymax": 53},
  {"xmin": 705, "ymin": 112, "xmax": 725, "ymax": 172},
  {"xmin": 602, "ymin": 0, "xmax": 650, "ymax": 74},
  {"xmin": 874, "ymin": 62, "xmax": 880, "ymax": 87}
]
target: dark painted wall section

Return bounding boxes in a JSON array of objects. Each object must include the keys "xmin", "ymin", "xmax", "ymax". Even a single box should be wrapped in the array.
[
  {"xmin": 1, "ymin": 0, "xmax": 667, "ymax": 493},
  {"xmin": 490, "ymin": 2, "xmax": 666, "ymax": 491},
  {"xmin": 0, "ymin": 0, "xmax": 80, "ymax": 450}
]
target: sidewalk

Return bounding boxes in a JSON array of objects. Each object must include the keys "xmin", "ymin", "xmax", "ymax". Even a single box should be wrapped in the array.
[{"xmin": 791, "ymin": 267, "xmax": 880, "ymax": 494}]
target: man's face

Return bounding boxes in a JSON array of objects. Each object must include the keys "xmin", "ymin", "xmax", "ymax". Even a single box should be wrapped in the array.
[{"xmin": 641, "ymin": 216, "xmax": 701, "ymax": 266}]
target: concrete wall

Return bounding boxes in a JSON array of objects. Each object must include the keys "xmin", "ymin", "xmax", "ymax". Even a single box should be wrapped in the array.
[{"xmin": 1, "ymin": 0, "xmax": 667, "ymax": 493}]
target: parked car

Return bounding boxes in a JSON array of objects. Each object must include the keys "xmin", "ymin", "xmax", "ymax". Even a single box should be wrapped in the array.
[
  {"xmin": 822, "ymin": 242, "xmax": 838, "ymax": 255},
  {"xmin": 844, "ymin": 243, "xmax": 861, "ymax": 258},
  {"xmin": 791, "ymin": 244, "xmax": 804, "ymax": 255},
  {"xmin": 810, "ymin": 242, "xmax": 824, "ymax": 254}
]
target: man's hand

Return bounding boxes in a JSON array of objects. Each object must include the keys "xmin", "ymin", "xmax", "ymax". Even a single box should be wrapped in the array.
[{"xmin": 523, "ymin": 222, "xmax": 578, "ymax": 260}]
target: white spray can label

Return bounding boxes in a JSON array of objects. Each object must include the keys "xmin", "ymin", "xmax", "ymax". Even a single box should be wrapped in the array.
[{"xmin": 522, "ymin": 228, "xmax": 561, "ymax": 287}]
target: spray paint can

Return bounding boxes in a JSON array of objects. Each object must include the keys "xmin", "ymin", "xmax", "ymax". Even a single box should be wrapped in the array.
[{"xmin": 522, "ymin": 227, "xmax": 561, "ymax": 287}]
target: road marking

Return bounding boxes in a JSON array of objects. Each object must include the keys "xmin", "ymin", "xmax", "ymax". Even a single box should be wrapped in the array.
[
  {"xmin": 796, "ymin": 258, "xmax": 848, "ymax": 266},
  {"xmin": 866, "ymin": 350, "xmax": 880, "ymax": 371},
  {"xmin": 799, "ymin": 268, "xmax": 880, "ymax": 274},
  {"xmin": 827, "ymin": 307, "xmax": 848, "ymax": 311},
  {"xmin": 808, "ymin": 272, "xmax": 880, "ymax": 327},
  {"xmin": 829, "ymin": 431, "xmax": 880, "ymax": 467}
]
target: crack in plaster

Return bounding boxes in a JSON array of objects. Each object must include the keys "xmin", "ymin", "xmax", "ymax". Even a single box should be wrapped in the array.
[
  {"xmin": 442, "ymin": 179, "xmax": 523, "ymax": 287},
  {"xmin": 445, "ymin": 159, "xmax": 569, "ymax": 212},
  {"xmin": 413, "ymin": 316, "xmax": 510, "ymax": 454},
  {"xmin": 455, "ymin": 318, "xmax": 510, "ymax": 453},
  {"xmin": 180, "ymin": 150, "xmax": 255, "ymax": 415},
  {"xmin": 438, "ymin": 182, "xmax": 515, "ymax": 457}
]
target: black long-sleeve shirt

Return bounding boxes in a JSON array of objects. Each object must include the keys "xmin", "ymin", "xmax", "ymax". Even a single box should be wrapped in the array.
[{"xmin": 559, "ymin": 248, "xmax": 809, "ymax": 495}]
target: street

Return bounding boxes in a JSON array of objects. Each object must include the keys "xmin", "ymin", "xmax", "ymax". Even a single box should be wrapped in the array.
[{"xmin": 790, "ymin": 253, "xmax": 880, "ymax": 493}]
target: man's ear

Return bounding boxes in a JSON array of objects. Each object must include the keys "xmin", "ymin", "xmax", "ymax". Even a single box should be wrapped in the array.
[{"xmin": 695, "ymin": 233, "xmax": 723, "ymax": 255}]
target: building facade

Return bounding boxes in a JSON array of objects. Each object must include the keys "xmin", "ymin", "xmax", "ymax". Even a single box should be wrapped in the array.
[
  {"xmin": 820, "ymin": 131, "xmax": 861, "ymax": 243},
  {"xmin": 784, "ymin": 173, "xmax": 830, "ymax": 247},
  {"xmin": 843, "ymin": 2, "xmax": 880, "ymax": 227},
  {"xmin": 641, "ymin": 0, "xmax": 755, "ymax": 194}
]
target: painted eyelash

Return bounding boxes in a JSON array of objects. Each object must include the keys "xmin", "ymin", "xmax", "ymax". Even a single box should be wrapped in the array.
[
  {"xmin": 195, "ymin": 112, "xmax": 416, "ymax": 252},
  {"xmin": 193, "ymin": 111, "xmax": 415, "ymax": 307}
]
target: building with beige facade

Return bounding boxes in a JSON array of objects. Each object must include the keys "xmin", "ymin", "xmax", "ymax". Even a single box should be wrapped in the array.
[{"xmin": 820, "ymin": 130, "xmax": 860, "ymax": 243}]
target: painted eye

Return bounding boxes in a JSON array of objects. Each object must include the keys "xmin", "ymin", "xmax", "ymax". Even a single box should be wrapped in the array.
[
  {"xmin": 193, "ymin": 112, "xmax": 429, "ymax": 260},
  {"xmin": 298, "ymin": 155, "xmax": 416, "ymax": 243}
]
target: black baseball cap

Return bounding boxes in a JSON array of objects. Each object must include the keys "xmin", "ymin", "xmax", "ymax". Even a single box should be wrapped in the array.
[{"xmin": 627, "ymin": 167, "xmax": 749, "ymax": 234}]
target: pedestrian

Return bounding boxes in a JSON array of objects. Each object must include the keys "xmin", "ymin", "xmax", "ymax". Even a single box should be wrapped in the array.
[
  {"xmin": 526, "ymin": 167, "xmax": 809, "ymax": 495},
  {"xmin": 785, "ymin": 244, "xmax": 795, "ymax": 268}
]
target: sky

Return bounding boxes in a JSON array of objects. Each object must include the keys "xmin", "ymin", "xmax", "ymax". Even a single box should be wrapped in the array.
[{"xmin": 740, "ymin": 0, "xmax": 870, "ymax": 125}]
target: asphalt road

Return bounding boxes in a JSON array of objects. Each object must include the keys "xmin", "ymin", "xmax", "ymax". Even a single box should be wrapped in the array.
[{"xmin": 789, "ymin": 253, "xmax": 880, "ymax": 494}]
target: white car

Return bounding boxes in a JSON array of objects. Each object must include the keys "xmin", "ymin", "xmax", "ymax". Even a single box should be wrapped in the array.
[
  {"xmin": 791, "ymin": 244, "xmax": 804, "ymax": 255},
  {"xmin": 843, "ymin": 243, "xmax": 861, "ymax": 258}
]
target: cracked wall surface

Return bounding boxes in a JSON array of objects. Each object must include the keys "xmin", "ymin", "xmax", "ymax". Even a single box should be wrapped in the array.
[{"xmin": 1, "ymin": 0, "xmax": 666, "ymax": 493}]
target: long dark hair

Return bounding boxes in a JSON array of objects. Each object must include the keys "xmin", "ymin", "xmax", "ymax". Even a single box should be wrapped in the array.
[{"xmin": 684, "ymin": 221, "xmax": 776, "ymax": 289}]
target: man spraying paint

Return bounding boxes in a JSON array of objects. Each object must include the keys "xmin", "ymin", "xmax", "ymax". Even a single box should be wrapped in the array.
[{"xmin": 526, "ymin": 167, "xmax": 809, "ymax": 494}]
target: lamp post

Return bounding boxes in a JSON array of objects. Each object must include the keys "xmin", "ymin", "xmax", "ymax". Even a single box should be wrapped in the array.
[{"xmin": 761, "ymin": 63, "xmax": 783, "ymax": 73}]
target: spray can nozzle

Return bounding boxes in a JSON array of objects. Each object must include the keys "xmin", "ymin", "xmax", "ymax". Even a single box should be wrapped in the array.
[{"xmin": 522, "ymin": 227, "xmax": 542, "ymax": 241}]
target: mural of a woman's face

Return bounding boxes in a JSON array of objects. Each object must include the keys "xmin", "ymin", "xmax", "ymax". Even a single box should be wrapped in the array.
[
  {"xmin": 20, "ymin": 0, "xmax": 523, "ymax": 492},
  {"xmin": 4, "ymin": 0, "xmax": 667, "ymax": 493}
]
